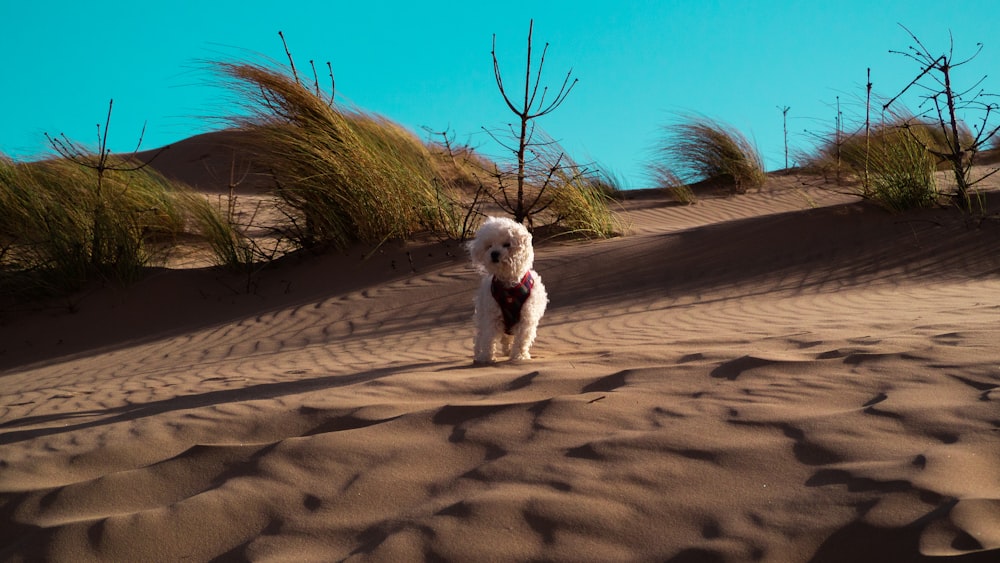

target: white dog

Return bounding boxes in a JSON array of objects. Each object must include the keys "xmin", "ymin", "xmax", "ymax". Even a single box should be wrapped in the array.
[{"xmin": 467, "ymin": 216, "xmax": 548, "ymax": 363}]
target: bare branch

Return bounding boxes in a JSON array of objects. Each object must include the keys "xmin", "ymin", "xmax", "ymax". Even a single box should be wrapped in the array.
[
  {"xmin": 278, "ymin": 31, "xmax": 299, "ymax": 84},
  {"xmin": 327, "ymin": 61, "xmax": 336, "ymax": 107},
  {"xmin": 309, "ymin": 60, "xmax": 321, "ymax": 97},
  {"xmin": 899, "ymin": 23, "xmax": 937, "ymax": 62},
  {"xmin": 524, "ymin": 21, "xmax": 539, "ymax": 112},
  {"xmin": 491, "ymin": 34, "xmax": 521, "ymax": 117},
  {"xmin": 530, "ymin": 73, "xmax": 578, "ymax": 119},
  {"xmin": 481, "ymin": 126, "xmax": 519, "ymax": 154},
  {"xmin": 953, "ymin": 43, "xmax": 984, "ymax": 67},
  {"xmin": 952, "ymin": 75, "xmax": 987, "ymax": 100},
  {"xmin": 883, "ymin": 54, "xmax": 944, "ymax": 111}
]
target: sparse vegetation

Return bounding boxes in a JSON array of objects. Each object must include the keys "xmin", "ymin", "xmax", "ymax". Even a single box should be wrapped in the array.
[
  {"xmin": 803, "ymin": 111, "xmax": 940, "ymax": 210},
  {"xmin": 211, "ymin": 45, "xmax": 458, "ymax": 251},
  {"xmin": 647, "ymin": 163, "xmax": 696, "ymax": 204},
  {"xmin": 0, "ymin": 152, "xmax": 218, "ymax": 298},
  {"xmin": 651, "ymin": 115, "xmax": 766, "ymax": 194},
  {"xmin": 486, "ymin": 19, "xmax": 615, "ymax": 236},
  {"xmin": 13, "ymin": 23, "xmax": 1000, "ymax": 308},
  {"xmin": 863, "ymin": 125, "xmax": 939, "ymax": 211},
  {"xmin": 535, "ymin": 146, "xmax": 620, "ymax": 238},
  {"xmin": 887, "ymin": 25, "xmax": 1000, "ymax": 211},
  {"xmin": 0, "ymin": 100, "xmax": 277, "ymax": 301},
  {"xmin": 800, "ymin": 26, "xmax": 1000, "ymax": 212}
]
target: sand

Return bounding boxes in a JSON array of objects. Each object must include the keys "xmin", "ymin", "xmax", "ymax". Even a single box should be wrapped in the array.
[{"xmin": 2, "ymin": 143, "xmax": 1000, "ymax": 561}]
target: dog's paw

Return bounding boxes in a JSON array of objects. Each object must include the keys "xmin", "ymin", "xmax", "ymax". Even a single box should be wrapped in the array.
[{"xmin": 509, "ymin": 352, "xmax": 532, "ymax": 362}]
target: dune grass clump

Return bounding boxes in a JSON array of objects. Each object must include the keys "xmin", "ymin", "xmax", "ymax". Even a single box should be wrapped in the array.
[
  {"xmin": 864, "ymin": 129, "xmax": 938, "ymax": 211},
  {"xmin": 546, "ymin": 160, "xmax": 621, "ymax": 239},
  {"xmin": 212, "ymin": 59, "xmax": 453, "ymax": 250},
  {"xmin": 647, "ymin": 163, "xmax": 696, "ymax": 204},
  {"xmin": 805, "ymin": 115, "xmax": 939, "ymax": 211},
  {"xmin": 652, "ymin": 115, "xmax": 766, "ymax": 194},
  {"xmin": 182, "ymin": 190, "xmax": 257, "ymax": 270},
  {"xmin": 807, "ymin": 116, "xmax": 968, "ymax": 176},
  {"xmin": 0, "ymin": 154, "xmax": 216, "ymax": 297}
]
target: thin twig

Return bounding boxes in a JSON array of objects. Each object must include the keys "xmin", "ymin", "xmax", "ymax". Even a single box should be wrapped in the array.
[{"xmin": 278, "ymin": 31, "xmax": 299, "ymax": 84}]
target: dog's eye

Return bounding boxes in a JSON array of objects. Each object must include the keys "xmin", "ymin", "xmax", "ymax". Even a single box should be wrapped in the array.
[{"xmin": 503, "ymin": 242, "xmax": 511, "ymax": 248}]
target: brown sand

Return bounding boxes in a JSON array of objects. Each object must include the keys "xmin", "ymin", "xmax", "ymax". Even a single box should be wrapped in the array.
[{"xmin": 2, "ymin": 149, "xmax": 1000, "ymax": 561}]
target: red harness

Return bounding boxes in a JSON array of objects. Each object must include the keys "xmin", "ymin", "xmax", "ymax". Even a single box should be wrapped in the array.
[{"xmin": 491, "ymin": 271, "xmax": 534, "ymax": 334}]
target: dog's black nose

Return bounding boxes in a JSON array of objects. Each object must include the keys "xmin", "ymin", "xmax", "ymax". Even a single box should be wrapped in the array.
[{"xmin": 491, "ymin": 250, "xmax": 501, "ymax": 263}]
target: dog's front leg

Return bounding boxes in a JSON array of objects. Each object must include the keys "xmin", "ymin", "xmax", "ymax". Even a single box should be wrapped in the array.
[
  {"xmin": 500, "ymin": 333, "xmax": 512, "ymax": 357},
  {"xmin": 508, "ymin": 322, "xmax": 536, "ymax": 361},
  {"xmin": 473, "ymin": 328, "xmax": 498, "ymax": 364},
  {"xmin": 473, "ymin": 295, "xmax": 502, "ymax": 364}
]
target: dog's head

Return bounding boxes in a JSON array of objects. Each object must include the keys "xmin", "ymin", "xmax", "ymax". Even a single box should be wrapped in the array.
[{"xmin": 467, "ymin": 216, "xmax": 534, "ymax": 283}]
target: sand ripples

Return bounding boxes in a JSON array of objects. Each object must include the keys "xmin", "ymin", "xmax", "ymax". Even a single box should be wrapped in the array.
[{"xmin": 2, "ymin": 188, "xmax": 999, "ymax": 561}]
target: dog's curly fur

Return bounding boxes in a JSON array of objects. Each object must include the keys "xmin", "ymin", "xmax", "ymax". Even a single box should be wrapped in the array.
[{"xmin": 467, "ymin": 216, "xmax": 548, "ymax": 363}]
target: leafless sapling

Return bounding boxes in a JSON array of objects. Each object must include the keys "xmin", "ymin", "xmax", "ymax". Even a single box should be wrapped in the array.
[
  {"xmin": 45, "ymin": 99, "xmax": 167, "ymax": 269},
  {"xmin": 886, "ymin": 24, "xmax": 1000, "ymax": 209},
  {"xmin": 487, "ymin": 19, "xmax": 578, "ymax": 224}
]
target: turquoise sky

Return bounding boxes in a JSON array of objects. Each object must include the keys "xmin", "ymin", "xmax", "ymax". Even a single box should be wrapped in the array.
[{"xmin": 3, "ymin": 1, "xmax": 997, "ymax": 188}]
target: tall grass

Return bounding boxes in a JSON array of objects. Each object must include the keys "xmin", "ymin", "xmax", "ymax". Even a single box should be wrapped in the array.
[
  {"xmin": 0, "ymin": 155, "xmax": 218, "ymax": 297},
  {"xmin": 182, "ymin": 189, "xmax": 254, "ymax": 270},
  {"xmin": 652, "ymin": 115, "xmax": 766, "ymax": 193},
  {"xmin": 427, "ymin": 141, "xmax": 497, "ymax": 196},
  {"xmin": 807, "ymin": 115, "xmax": 968, "ymax": 176},
  {"xmin": 804, "ymin": 114, "xmax": 939, "ymax": 210},
  {"xmin": 212, "ymin": 60, "xmax": 454, "ymax": 250},
  {"xmin": 864, "ymin": 129, "xmax": 938, "ymax": 211},
  {"xmin": 647, "ymin": 163, "xmax": 696, "ymax": 204},
  {"xmin": 546, "ymin": 160, "xmax": 621, "ymax": 238}
]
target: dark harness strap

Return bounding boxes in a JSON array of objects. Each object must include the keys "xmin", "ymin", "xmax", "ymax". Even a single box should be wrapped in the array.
[{"xmin": 491, "ymin": 271, "xmax": 534, "ymax": 335}]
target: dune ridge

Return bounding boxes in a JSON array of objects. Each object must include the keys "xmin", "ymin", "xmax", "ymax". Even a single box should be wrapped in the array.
[{"xmin": 2, "ymin": 163, "xmax": 999, "ymax": 561}]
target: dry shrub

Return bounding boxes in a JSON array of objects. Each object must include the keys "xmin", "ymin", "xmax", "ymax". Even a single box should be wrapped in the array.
[{"xmin": 490, "ymin": 135, "xmax": 620, "ymax": 238}]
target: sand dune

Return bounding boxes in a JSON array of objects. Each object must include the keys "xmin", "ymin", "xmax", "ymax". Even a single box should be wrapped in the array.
[{"xmin": 2, "ymin": 164, "xmax": 1000, "ymax": 561}]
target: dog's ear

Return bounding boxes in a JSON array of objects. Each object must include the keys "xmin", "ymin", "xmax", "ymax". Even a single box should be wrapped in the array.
[
  {"xmin": 515, "ymin": 225, "xmax": 532, "ymax": 247},
  {"xmin": 465, "ymin": 235, "xmax": 484, "ymax": 261},
  {"xmin": 467, "ymin": 227, "xmax": 497, "ymax": 265}
]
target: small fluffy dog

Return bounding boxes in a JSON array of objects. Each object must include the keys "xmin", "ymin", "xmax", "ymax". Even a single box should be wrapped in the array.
[{"xmin": 467, "ymin": 216, "xmax": 548, "ymax": 363}]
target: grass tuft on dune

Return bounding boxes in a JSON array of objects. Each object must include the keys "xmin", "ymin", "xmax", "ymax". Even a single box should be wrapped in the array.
[
  {"xmin": 211, "ymin": 59, "xmax": 460, "ymax": 251},
  {"xmin": 0, "ymin": 155, "xmax": 221, "ymax": 298},
  {"xmin": 651, "ymin": 115, "xmax": 766, "ymax": 194},
  {"xmin": 804, "ymin": 113, "xmax": 941, "ymax": 211}
]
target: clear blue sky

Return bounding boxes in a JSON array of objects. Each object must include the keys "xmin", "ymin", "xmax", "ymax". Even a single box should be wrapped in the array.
[{"xmin": 3, "ymin": 1, "xmax": 997, "ymax": 188}]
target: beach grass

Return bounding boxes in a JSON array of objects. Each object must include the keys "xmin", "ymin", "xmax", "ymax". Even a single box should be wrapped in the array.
[
  {"xmin": 652, "ymin": 115, "xmax": 766, "ymax": 194},
  {"xmin": 806, "ymin": 116, "xmax": 940, "ymax": 210},
  {"xmin": 0, "ymin": 155, "xmax": 220, "ymax": 298},
  {"xmin": 647, "ymin": 163, "xmax": 696, "ymax": 204},
  {"xmin": 546, "ymin": 161, "xmax": 621, "ymax": 239},
  {"xmin": 862, "ymin": 126, "xmax": 938, "ymax": 211},
  {"xmin": 211, "ymin": 60, "xmax": 458, "ymax": 251}
]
